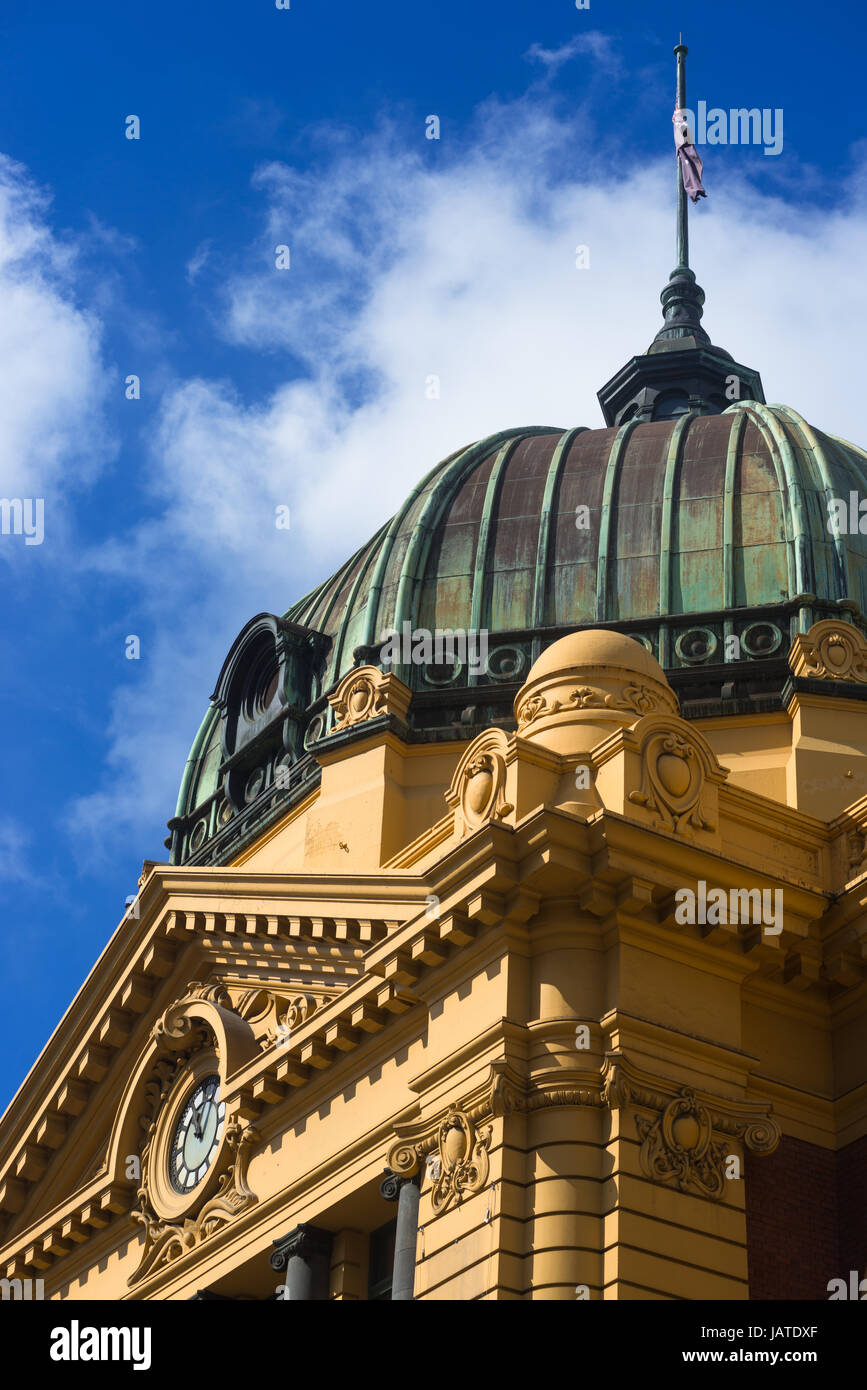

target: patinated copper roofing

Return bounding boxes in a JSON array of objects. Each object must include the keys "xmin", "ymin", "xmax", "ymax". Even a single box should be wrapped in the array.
[
  {"xmin": 285, "ymin": 402, "xmax": 867, "ymax": 690},
  {"xmin": 172, "ymin": 400, "xmax": 867, "ymax": 856}
]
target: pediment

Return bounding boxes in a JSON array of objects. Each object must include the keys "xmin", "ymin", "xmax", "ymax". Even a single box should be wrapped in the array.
[{"xmin": 0, "ymin": 863, "xmax": 419, "ymax": 1289}]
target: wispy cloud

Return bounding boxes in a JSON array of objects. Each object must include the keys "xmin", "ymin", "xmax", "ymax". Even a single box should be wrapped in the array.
[
  {"xmin": 185, "ymin": 238, "xmax": 213, "ymax": 283},
  {"xmin": 0, "ymin": 155, "xmax": 114, "ymax": 509},
  {"xmin": 525, "ymin": 32, "xmax": 620, "ymax": 76},
  {"xmin": 0, "ymin": 818, "xmax": 31, "ymax": 885}
]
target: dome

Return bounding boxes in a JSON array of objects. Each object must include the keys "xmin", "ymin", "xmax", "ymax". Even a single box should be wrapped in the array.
[
  {"xmin": 285, "ymin": 402, "xmax": 867, "ymax": 692},
  {"xmin": 170, "ymin": 399, "xmax": 867, "ymax": 866},
  {"xmin": 522, "ymin": 628, "xmax": 669, "ymax": 687},
  {"xmin": 514, "ymin": 627, "xmax": 678, "ymax": 758}
]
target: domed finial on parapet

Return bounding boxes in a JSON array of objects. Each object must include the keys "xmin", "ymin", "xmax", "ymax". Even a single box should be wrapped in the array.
[
  {"xmin": 443, "ymin": 628, "xmax": 726, "ymax": 838},
  {"xmin": 514, "ymin": 630, "xmax": 679, "ymax": 812},
  {"xmin": 515, "ymin": 631, "xmax": 678, "ymax": 751},
  {"xmin": 513, "ymin": 628, "xmax": 726, "ymax": 838}
]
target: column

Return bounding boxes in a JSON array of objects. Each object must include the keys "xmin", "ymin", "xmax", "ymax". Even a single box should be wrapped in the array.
[
  {"xmin": 270, "ymin": 1224, "xmax": 333, "ymax": 1300},
  {"xmin": 380, "ymin": 1168, "xmax": 420, "ymax": 1301}
]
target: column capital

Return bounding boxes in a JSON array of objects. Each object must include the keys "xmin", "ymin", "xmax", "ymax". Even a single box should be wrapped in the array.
[
  {"xmin": 269, "ymin": 1223, "xmax": 333, "ymax": 1271},
  {"xmin": 379, "ymin": 1166, "xmax": 420, "ymax": 1202}
]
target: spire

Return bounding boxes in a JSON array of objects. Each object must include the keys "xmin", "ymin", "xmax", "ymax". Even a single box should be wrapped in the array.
[
  {"xmin": 596, "ymin": 40, "xmax": 765, "ymax": 426},
  {"xmin": 674, "ymin": 40, "xmax": 689, "ymax": 272},
  {"xmin": 650, "ymin": 42, "xmax": 710, "ymax": 353}
]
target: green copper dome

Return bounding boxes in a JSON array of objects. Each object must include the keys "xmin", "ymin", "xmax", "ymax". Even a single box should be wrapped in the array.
[
  {"xmin": 286, "ymin": 401, "xmax": 867, "ymax": 682},
  {"xmin": 170, "ymin": 398, "xmax": 867, "ymax": 868}
]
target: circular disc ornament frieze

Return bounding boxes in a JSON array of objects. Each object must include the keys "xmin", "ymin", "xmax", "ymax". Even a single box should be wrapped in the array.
[
  {"xmin": 303, "ymin": 713, "xmax": 326, "ymax": 749},
  {"xmin": 486, "ymin": 645, "xmax": 527, "ymax": 682},
  {"xmin": 422, "ymin": 658, "xmax": 462, "ymax": 687},
  {"xmin": 741, "ymin": 622, "xmax": 781, "ymax": 658},
  {"xmin": 674, "ymin": 627, "xmax": 718, "ymax": 665},
  {"xmin": 243, "ymin": 767, "xmax": 265, "ymax": 803}
]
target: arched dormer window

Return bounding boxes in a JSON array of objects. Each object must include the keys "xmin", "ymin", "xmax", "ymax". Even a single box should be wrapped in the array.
[{"xmin": 210, "ymin": 614, "xmax": 331, "ymax": 810}]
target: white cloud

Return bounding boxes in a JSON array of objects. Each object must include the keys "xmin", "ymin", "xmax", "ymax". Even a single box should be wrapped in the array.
[
  {"xmin": 68, "ymin": 82, "xmax": 867, "ymax": 860},
  {"xmin": 525, "ymin": 32, "xmax": 620, "ymax": 76},
  {"xmin": 0, "ymin": 155, "xmax": 113, "ymax": 511}
]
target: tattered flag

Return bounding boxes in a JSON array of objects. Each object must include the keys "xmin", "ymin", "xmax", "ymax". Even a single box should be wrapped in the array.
[{"xmin": 673, "ymin": 106, "xmax": 706, "ymax": 203}]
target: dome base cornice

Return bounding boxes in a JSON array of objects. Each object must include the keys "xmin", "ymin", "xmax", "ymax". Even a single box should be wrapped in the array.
[{"xmin": 597, "ymin": 343, "xmax": 765, "ymax": 428}]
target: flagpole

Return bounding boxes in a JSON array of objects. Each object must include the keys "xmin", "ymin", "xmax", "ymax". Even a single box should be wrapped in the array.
[{"xmin": 674, "ymin": 41, "xmax": 689, "ymax": 271}]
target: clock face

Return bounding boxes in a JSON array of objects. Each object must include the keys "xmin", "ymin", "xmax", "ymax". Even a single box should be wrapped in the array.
[{"xmin": 169, "ymin": 1074, "xmax": 225, "ymax": 1194}]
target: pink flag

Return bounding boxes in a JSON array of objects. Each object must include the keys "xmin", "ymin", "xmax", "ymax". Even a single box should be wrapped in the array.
[{"xmin": 673, "ymin": 107, "xmax": 706, "ymax": 203}]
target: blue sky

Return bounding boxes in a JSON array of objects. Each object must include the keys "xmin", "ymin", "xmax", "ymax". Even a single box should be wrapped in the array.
[{"xmin": 1, "ymin": 0, "xmax": 866, "ymax": 1110}]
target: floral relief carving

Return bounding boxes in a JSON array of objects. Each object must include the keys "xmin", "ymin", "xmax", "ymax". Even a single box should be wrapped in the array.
[
  {"xmin": 621, "ymin": 682, "xmax": 665, "ymax": 716},
  {"xmin": 137, "ymin": 1054, "xmax": 193, "ymax": 1140},
  {"xmin": 603, "ymin": 1053, "xmax": 780, "ymax": 1204},
  {"xmin": 151, "ymin": 1009, "xmax": 209, "ymax": 1053},
  {"xmin": 328, "ymin": 664, "xmax": 411, "ymax": 732},
  {"xmin": 263, "ymin": 994, "xmax": 319, "ymax": 1050},
  {"xmin": 427, "ymin": 1109, "xmax": 492, "ymax": 1214},
  {"xmin": 515, "ymin": 681, "xmax": 674, "ymax": 731},
  {"xmin": 386, "ymin": 1096, "xmax": 494, "ymax": 1218},
  {"xmin": 181, "ymin": 981, "xmax": 232, "ymax": 1009},
  {"xmin": 234, "ymin": 987, "xmax": 321, "ymax": 1050},
  {"xmin": 281, "ymin": 994, "xmax": 316, "ymax": 1030},
  {"xmin": 330, "ymin": 671, "xmax": 388, "ymax": 729}
]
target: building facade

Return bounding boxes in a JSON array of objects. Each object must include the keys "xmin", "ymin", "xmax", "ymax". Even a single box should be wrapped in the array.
[{"xmin": 1, "ymin": 262, "xmax": 866, "ymax": 1301}]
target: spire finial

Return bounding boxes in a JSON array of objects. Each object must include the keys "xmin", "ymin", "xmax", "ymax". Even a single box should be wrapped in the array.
[
  {"xmin": 674, "ymin": 40, "xmax": 689, "ymax": 270},
  {"xmin": 651, "ymin": 40, "xmax": 710, "ymax": 350},
  {"xmin": 596, "ymin": 39, "xmax": 766, "ymax": 425}
]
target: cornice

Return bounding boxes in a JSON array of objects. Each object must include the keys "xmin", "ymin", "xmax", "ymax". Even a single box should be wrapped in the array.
[
  {"xmin": 600, "ymin": 1009, "xmax": 762, "ymax": 1091},
  {"xmin": 592, "ymin": 809, "xmax": 826, "ymax": 905},
  {"xmin": 404, "ymin": 1019, "xmax": 530, "ymax": 1101},
  {"xmin": 3, "ymin": 786, "xmax": 865, "ymax": 1282},
  {"xmin": 743, "ymin": 1071, "xmax": 839, "ymax": 1148},
  {"xmin": 717, "ymin": 779, "xmax": 829, "ymax": 860},
  {"xmin": 383, "ymin": 812, "xmax": 455, "ymax": 870}
]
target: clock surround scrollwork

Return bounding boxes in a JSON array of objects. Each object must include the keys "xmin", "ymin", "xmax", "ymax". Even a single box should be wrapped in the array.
[{"xmin": 125, "ymin": 987, "xmax": 262, "ymax": 1287}]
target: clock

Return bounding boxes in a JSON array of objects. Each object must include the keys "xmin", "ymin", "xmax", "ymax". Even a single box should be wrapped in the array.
[{"xmin": 168, "ymin": 1073, "xmax": 226, "ymax": 1194}]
